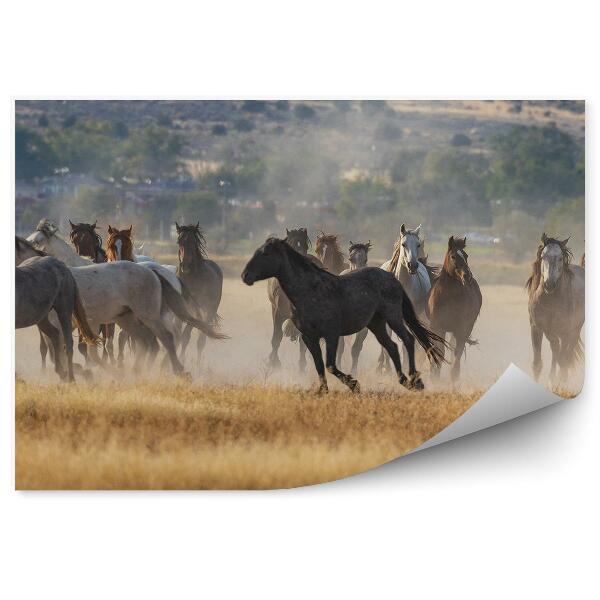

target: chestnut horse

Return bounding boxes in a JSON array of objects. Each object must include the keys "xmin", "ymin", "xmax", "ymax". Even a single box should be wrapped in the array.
[
  {"xmin": 315, "ymin": 232, "xmax": 349, "ymax": 274},
  {"xmin": 427, "ymin": 236, "xmax": 482, "ymax": 382}
]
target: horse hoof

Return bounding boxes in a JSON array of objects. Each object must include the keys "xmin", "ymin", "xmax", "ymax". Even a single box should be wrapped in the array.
[
  {"xmin": 177, "ymin": 370, "xmax": 192, "ymax": 382},
  {"xmin": 350, "ymin": 379, "xmax": 361, "ymax": 394},
  {"xmin": 268, "ymin": 357, "xmax": 282, "ymax": 370},
  {"xmin": 317, "ymin": 384, "xmax": 329, "ymax": 395},
  {"xmin": 410, "ymin": 377, "xmax": 425, "ymax": 391}
]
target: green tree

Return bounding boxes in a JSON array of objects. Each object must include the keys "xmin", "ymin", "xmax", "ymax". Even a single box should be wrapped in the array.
[
  {"xmin": 15, "ymin": 125, "xmax": 57, "ymax": 181},
  {"xmin": 173, "ymin": 191, "xmax": 220, "ymax": 226},
  {"xmin": 336, "ymin": 177, "xmax": 397, "ymax": 223},
  {"xmin": 487, "ymin": 123, "xmax": 584, "ymax": 212},
  {"xmin": 124, "ymin": 126, "xmax": 186, "ymax": 179}
]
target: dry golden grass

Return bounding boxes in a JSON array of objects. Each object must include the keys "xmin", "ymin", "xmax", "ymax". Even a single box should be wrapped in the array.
[{"xmin": 15, "ymin": 379, "xmax": 481, "ymax": 490}]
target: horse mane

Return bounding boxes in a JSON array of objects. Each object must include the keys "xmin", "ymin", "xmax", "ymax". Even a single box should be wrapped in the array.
[
  {"xmin": 526, "ymin": 236, "xmax": 574, "ymax": 294},
  {"xmin": 177, "ymin": 225, "xmax": 208, "ymax": 259},
  {"xmin": 316, "ymin": 233, "xmax": 346, "ymax": 271},
  {"xmin": 16, "ymin": 236, "xmax": 47, "ymax": 256},
  {"xmin": 349, "ymin": 241, "xmax": 372, "ymax": 254},
  {"xmin": 272, "ymin": 238, "xmax": 334, "ymax": 278}
]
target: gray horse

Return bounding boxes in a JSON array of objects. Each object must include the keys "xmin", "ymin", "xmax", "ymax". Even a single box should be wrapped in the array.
[
  {"xmin": 527, "ymin": 233, "xmax": 585, "ymax": 382},
  {"xmin": 242, "ymin": 238, "xmax": 447, "ymax": 393},
  {"xmin": 16, "ymin": 245, "xmax": 99, "ymax": 382},
  {"xmin": 175, "ymin": 223, "xmax": 223, "ymax": 365},
  {"xmin": 338, "ymin": 241, "xmax": 372, "ymax": 374}
]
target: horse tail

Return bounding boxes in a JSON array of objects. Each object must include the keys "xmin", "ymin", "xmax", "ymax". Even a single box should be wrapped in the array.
[
  {"xmin": 156, "ymin": 273, "xmax": 228, "ymax": 340},
  {"xmin": 73, "ymin": 284, "xmax": 100, "ymax": 345},
  {"xmin": 401, "ymin": 293, "xmax": 449, "ymax": 366},
  {"xmin": 282, "ymin": 318, "xmax": 300, "ymax": 341}
]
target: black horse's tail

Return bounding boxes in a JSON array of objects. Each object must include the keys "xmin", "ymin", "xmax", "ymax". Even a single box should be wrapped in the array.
[
  {"xmin": 156, "ymin": 273, "xmax": 228, "ymax": 340},
  {"xmin": 402, "ymin": 293, "xmax": 449, "ymax": 366}
]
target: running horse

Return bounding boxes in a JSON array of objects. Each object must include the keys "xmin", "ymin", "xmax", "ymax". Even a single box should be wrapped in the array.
[
  {"xmin": 379, "ymin": 224, "xmax": 433, "ymax": 371},
  {"xmin": 315, "ymin": 232, "xmax": 349, "ymax": 274},
  {"xmin": 339, "ymin": 241, "xmax": 372, "ymax": 374},
  {"xmin": 69, "ymin": 220, "xmax": 115, "ymax": 364},
  {"xmin": 526, "ymin": 233, "xmax": 584, "ymax": 383},
  {"xmin": 427, "ymin": 236, "xmax": 482, "ymax": 383},
  {"xmin": 175, "ymin": 222, "xmax": 223, "ymax": 365},
  {"xmin": 268, "ymin": 228, "xmax": 322, "ymax": 370},
  {"xmin": 243, "ymin": 238, "xmax": 447, "ymax": 393}
]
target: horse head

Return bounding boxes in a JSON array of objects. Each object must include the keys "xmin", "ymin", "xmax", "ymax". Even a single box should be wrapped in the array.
[
  {"xmin": 69, "ymin": 220, "xmax": 102, "ymax": 259},
  {"xmin": 445, "ymin": 235, "xmax": 472, "ymax": 285},
  {"xmin": 242, "ymin": 237, "xmax": 288, "ymax": 285},
  {"xmin": 176, "ymin": 221, "xmax": 207, "ymax": 269},
  {"xmin": 399, "ymin": 223, "xmax": 422, "ymax": 275},
  {"xmin": 538, "ymin": 232, "xmax": 572, "ymax": 293},
  {"xmin": 348, "ymin": 240, "xmax": 372, "ymax": 268},
  {"xmin": 285, "ymin": 227, "xmax": 310, "ymax": 256},
  {"xmin": 106, "ymin": 225, "xmax": 134, "ymax": 262}
]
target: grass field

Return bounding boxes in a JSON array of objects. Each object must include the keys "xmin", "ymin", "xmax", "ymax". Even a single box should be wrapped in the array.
[
  {"xmin": 14, "ymin": 279, "xmax": 582, "ymax": 490},
  {"xmin": 15, "ymin": 379, "xmax": 481, "ymax": 490}
]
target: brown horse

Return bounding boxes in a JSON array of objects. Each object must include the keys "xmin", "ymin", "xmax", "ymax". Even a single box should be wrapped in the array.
[
  {"xmin": 68, "ymin": 220, "xmax": 115, "ymax": 364},
  {"xmin": 267, "ymin": 228, "xmax": 322, "ymax": 370},
  {"xmin": 526, "ymin": 233, "xmax": 585, "ymax": 382},
  {"xmin": 339, "ymin": 241, "xmax": 372, "ymax": 373},
  {"xmin": 315, "ymin": 232, "xmax": 349, "ymax": 274},
  {"xmin": 175, "ymin": 222, "xmax": 223, "ymax": 365},
  {"xmin": 106, "ymin": 225, "xmax": 135, "ymax": 262},
  {"xmin": 427, "ymin": 236, "xmax": 482, "ymax": 382}
]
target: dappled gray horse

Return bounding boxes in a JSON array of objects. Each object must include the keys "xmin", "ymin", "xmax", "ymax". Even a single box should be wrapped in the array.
[
  {"xmin": 16, "ymin": 249, "xmax": 98, "ymax": 382},
  {"xmin": 338, "ymin": 241, "xmax": 372, "ymax": 374},
  {"xmin": 243, "ymin": 238, "xmax": 447, "ymax": 393},
  {"xmin": 527, "ymin": 233, "xmax": 585, "ymax": 382}
]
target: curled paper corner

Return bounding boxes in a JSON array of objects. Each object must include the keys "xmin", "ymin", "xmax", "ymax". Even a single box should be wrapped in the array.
[{"xmin": 410, "ymin": 363, "xmax": 564, "ymax": 454}]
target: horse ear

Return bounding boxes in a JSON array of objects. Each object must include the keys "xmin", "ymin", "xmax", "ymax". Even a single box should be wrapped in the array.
[
  {"xmin": 541, "ymin": 232, "xmax": 548, "ymax": 245},
  {"xmin": 448, "ymin": 235, "xmax": 455, "ymax": 249},
  {"xmin": 414, "ymin": 224, "xmax": 422, "ymax": 236},
  {"xmin": 92, "ymin": 221, "xmax": 97, "ymax": 229},
  {"xmin": 127, "ymin": 225, "xmax": 133, "ymax": 236},
  {"xmin": 285, "ymin": 228, "xmax": 289, "ymax": 235},
  {"xmin": 462, "ymin": 236, "xmax": 467, "ymax": 246},
  {"xmin": 561, "ymin": 236, "xmax": 570, "ymax": 247},
  {"xmin": 400, "ymin": 223, "xmax": 406, "ymax": 234},
  {"xmin": 175, "ymin": 222, "xmax": 180, "ymax": 232},
  {"xmin": 108, "ymin": 225, "xmax": 115, "ymax": 234},
  {"xmin": 196, "ymin": 221, "xmax": 200, "ymax": 230},
  {"xmin": 349, "ymin": 240, "xmax": 354, "ymax": 247},
  {"xmin": 69, "ymin": 219, "xmax": 75, "ymax": 229}
]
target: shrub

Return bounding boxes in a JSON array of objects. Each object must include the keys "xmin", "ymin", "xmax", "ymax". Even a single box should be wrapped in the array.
[
  {"xmin": 37, "ymin": 114, "xmax": 49, "ymax": 127},
  {"xmin": 242, "ymin": 100, "xmax": 266, "ymax": 113},
  {"xmin": 211, "ymin": 124, "xmax": 228, "ymax": 136},
  {"xmin": 234, "ymin": 118, "xmax": 255, "ymax": 132},
  {"xmin": 375, "ymin": 120, "xmax": 403, "ymax": 141},
  {"xmin": 294, "ymin": 104, "xmax": 316, "ymax": 120},
  {"xmin": 62, "ymin": 115, "xmax": 77, "ymax": 128},
  {"xmin": 451, "ymin": 133, "xmax": 471, "ymax": 147},
  {"xmin": 274, "ymin": 100, "xmax": 289, "ymax": 111}
]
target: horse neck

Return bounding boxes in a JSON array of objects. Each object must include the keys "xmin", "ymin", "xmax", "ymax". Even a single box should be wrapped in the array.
[
  {"xmin": 276, "ymin": 251, "xmax": 328, "ymax": 305},
  {"xmin": 50, "ymin": 236, "xmax": 91, "ymax": 266},
  {"xmin": 179, "ymin": 245, "xmax": 204, "ymax": 273}
]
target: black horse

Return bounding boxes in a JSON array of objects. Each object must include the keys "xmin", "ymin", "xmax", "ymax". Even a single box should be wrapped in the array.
[{"xmin": 242, "ymin": 238, "xmax": 446, "ymax": 393}]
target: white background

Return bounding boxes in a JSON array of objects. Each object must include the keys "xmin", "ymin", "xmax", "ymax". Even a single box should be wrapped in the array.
[{"xmin": 1, "ymin": 2, "xmax": 598, "ymax": 598}]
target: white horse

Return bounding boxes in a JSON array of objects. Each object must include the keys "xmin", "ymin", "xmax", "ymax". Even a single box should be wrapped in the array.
[
  {"xmin": 24, "ymin": 221, "xmax": 224, "ymax": 375},
  {"xmin": 379, "ymin": 224, "xmax": 432, "ymax": 371}
]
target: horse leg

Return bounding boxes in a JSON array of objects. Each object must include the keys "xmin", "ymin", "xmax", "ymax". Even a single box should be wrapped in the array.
[
  {"xmin": 179, "ymin": 323, "xmax": 193, "ymax": 363},
  {"xmin": 298, "ymin": 337, "xmax": 307, "ymax": 373},
  {"xmin": 269, "ymin": 308, "xmax": 284, "ymax": 369},
  {"xmin": 138, "ymin": 316, "xmax": 186, "ymax": 376},
  {"xmin": 117, "ymin": 328, "xmax": 129, "ymax": 366},
  {"xmin": 367, "ymin": 314, "xmax": 410, "ymax": 389},
  {"xmin": 336, "ymin": 336, "xmax": 345, "ymax": 371},
  {"xmin": 325, "ymin": 337, "xmax": 360, "ymax": 393},
  {"xmin": 530, "ymin": 324, "xmax": 543, "ymax": 381},
  {"xmin": 39, "ymin": 328, "xmax": 48, "ymax": 370},
  {"xmin": 38, "ymin": 317, "xmax": 65, "ymax": 381},
  {"xmin": 547, "ymin": 334, "xmax": 561, "ymax": 384},
  {"xmin": 55, "ymin": 305, "xmax": 75, "ymax": 383},
  {"xmin": 385, "ymin": 315, "xmax": 424, "ymax": 390},
  {"xmin": 301, "ymin": 334, "xmax": 328, "ymax": 394},
  {"xmin": 104, "ymin": 323, "xmax": 116, "ymax": 365},
  {"xmin": 351, "ymin": 328, "xmax": 368, "ymax": 376},
  {"xmin": 428, "ymin": 320, "xmax": 446, "ymax": 381},
  {"xmin": 451, "ymin": 335, "xmax": 466, "ymax": 384}
]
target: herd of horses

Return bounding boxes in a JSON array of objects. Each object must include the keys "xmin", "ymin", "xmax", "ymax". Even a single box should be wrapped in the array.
[{"xmin": 15, "ymin": 218, "xmax": 584, "ymax": 393}]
